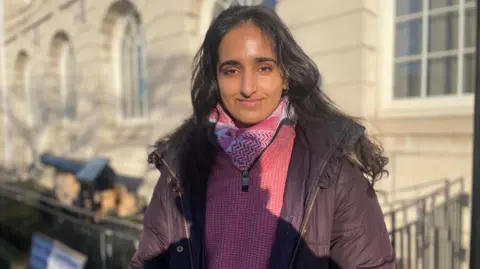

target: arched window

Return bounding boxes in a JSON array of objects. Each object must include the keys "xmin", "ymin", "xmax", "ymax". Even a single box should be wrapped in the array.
[
  {"xmin": 13, "ymin": 51, "xmax": 33, "ymax": 166},
  {"xmin": 118, "ymin": 16, "xmax": 148, "ymax": 120},
  {"xmin": 213, "ymin": 0, "xmax": 264, "ymax": 18},
  {"xmin": 199, "ymin": 0, "xmax": 267, "ymax": 40},
  {"xmin": 26, "ymin": 62, "xmax": 46, "ymax": 127},
  {"xmin": 24, "ymin": 62, "xmax": 32, "ymax": 125},
  {"xmin": 14, "ymin": 51, "xmax": 31, "ymax": 123},
  {"xmin": 60, "ymin": 40, "xmax": 77, "ymax": 121},
  {"xmin": 15, "ymin": 54, "xmax": 37, "ymax": 127}
]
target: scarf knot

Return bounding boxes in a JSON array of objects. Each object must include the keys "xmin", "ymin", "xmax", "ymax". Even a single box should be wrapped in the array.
[{"xmin": 209, "ymin": 99, "xmax": 294, "ymax": 171}]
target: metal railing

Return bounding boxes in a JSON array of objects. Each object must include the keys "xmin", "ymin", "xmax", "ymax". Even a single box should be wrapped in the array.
[
  {"xmin": 384, "ymin": 177, "xmax": 469, "ymax": 269},
  {"xmin": 379, "ymin": 178, "xmax": 453, "ymax": 207},
  {"xmin": 0, "ymin": 178, "xmax": 142, "ymax": 269}
]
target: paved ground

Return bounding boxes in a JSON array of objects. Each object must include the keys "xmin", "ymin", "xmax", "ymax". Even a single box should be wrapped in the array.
[{"xmin": 0, "ymin": 237, "xmax": 27, "ymax": 269}]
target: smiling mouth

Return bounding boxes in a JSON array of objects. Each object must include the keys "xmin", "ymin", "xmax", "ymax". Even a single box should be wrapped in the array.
[
  {"xmin": 237, "ymin": 99, "xmax": 263, "ymax": 108},
  {"xmin": 238, "ymin": 99, "xmax": 262, "ymax": 102}
]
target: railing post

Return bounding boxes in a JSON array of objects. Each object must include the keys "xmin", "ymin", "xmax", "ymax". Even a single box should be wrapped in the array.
[
  {"xmin": 444, "ymin": 180, "xmax": 451, "ymax": 267},
  {"xmin": 100, "ymin": 230, "xmax": 107, "ymax": 269},
  {"xmin": 434, "ymin": 228, "xmax": 439, "ymax": 269},
  {"xmin": 400, "ymin": 205, "xmax": 407, "ymax": 268},
  {"xmin": 415, "ymin": 202, "xmax": 422, "ymax": 266},
  {"xmin": 391, "ymin": 211, "xmax": 396, "ymax": 249},
  {"xmin": 421, "ymin": 199, "xmax": 428, "ymax": 269},
  {"xmin": 471, "ymin": 1, "xmax": 480, "ymax": 268}
]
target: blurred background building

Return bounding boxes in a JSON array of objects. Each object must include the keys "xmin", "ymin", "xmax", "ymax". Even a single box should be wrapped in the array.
[{"xmin": 0, "ymin": 0, "xmax": 476, "ymax": 267}]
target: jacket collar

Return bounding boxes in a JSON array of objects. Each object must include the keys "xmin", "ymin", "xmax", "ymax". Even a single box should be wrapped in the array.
[
  {"xmin": 156, "ymin": 116, "xmax": 365, "ymax": 189},
  {"xmin": 297, "ymin": 116, "xmax": 365, "ymax": 188}
]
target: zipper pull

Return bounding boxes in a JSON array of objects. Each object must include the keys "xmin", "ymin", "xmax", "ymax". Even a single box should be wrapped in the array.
[{"xmin": 242, "ymin": 170, "xmax": 249, "ymax": 192}]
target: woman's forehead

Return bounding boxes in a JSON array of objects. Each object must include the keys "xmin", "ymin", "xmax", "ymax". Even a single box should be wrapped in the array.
[{"xmin": 218, "ymin": 24, "xmax": 276, "ymax": 61}]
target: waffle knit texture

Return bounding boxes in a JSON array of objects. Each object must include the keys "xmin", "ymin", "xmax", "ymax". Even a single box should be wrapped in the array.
[{"xmin": 205, "ymin": 124, "xmax": 296, "ymax": 269}]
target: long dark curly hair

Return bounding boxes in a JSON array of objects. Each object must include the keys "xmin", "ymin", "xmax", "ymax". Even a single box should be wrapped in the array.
[{"xmin": 150, "ymin": 5, "xmax": 388, "ymax": 198}]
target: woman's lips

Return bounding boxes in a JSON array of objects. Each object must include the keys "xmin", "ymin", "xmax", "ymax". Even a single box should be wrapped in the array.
[{"xmin": 237, "ymin": 99, "xmax": 262, "ymax": 108}]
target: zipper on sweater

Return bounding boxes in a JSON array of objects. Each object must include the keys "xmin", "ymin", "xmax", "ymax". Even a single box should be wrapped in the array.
[
  {"xmin": 162, "ymin": 158, "xmax": 195, "ymax": 269},
  {"xmin": 240, "ymin": 120, "xmax": 287, "ymax": 192}
]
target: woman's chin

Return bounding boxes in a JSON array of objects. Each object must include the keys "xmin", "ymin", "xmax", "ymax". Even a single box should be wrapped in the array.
[{"xmin": 234, "ymin": 117, "xmax": 266, "ymax": 128}]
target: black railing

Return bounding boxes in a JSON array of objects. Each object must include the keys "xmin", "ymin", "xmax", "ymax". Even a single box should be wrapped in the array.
[
  {"xmin": 0, "ymin": 178, "xmax": 142, "ymax": 269},
  {"xmin": 384, "ymin": 177, "xmax": 469, "ymax": 269}
]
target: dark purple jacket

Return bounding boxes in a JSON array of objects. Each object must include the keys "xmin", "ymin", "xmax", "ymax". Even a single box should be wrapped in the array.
[{"xmin": 131, "ymin": 118, "xmax": 396, "ymax": 269}]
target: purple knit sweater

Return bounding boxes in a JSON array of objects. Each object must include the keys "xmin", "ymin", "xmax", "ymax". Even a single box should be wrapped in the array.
[{"xmin": 205, "ymin": 125, "xmax": 296, "ymax": 269}]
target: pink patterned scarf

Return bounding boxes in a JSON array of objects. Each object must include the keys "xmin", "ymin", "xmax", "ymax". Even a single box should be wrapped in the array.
[{"xmin": 209, "ymin": 99, "xmax": 293, "ymax": 171}]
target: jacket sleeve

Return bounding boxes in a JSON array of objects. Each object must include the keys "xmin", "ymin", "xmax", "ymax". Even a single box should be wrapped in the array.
[
  {"xmin": 131, "ymin": 172, "xmax": 170, "ymax": 269},
  {"xmin": 329, "ymin": 160, "xmax": 396, "ymax": 269}
]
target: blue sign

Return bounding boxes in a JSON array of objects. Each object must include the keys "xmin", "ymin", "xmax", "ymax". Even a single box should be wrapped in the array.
[
  {"xmin": 29, "ymin": 234, "xmax": 52, "ymax": 269},
  {"xmin": 29, "ymin": 233, "xmax": 87, "ymax": 269}
]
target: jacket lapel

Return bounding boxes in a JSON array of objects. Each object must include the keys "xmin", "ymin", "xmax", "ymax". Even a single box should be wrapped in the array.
[
  {"xmin": 268, "ymin": 129, "xmax": 308, "ymax": 269},
  {"xmin": 162, "ymin": 152, "xmax": 206, "ymax": 269},
  {"xmin": 268, "ymin": 119, "xmax": 365, "ymax": 269},
  {"xmin": 183, "ymin": 183, "xmax": 207, "ymax": 269}
]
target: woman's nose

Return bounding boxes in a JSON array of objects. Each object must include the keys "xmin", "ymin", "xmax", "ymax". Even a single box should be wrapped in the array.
[{"xmin": 240, "ymin": 71, "xmax": 256, "ymax": 97}]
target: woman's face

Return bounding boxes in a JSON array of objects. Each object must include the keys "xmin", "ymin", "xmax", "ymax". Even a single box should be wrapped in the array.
[{"xmin": 216, "ymin": 23, "xmax": 286, "ymax": 128}]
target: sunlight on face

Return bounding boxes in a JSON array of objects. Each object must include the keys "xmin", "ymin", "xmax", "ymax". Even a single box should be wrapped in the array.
[{"xmin": 216, "ymin": 23, "xmax": 286, "ymax": 128}]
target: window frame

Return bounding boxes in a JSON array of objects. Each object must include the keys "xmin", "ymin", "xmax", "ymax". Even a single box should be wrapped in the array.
[
  {"xmin": 24, "ymin": 60, "xmax": 34, "ymax": 127},
  {"xmin": 60, "ymin": 40, "xmax": 78, "ymax": 123},
  {"xmin": 377, "ymin": 0, "xmax": 475, "ymax": 119},
  {"xmin": 112, "ymin": 15, "xmax": 149, "ymax": 124},
  {"xmin": 197, "ymin": 0, "xmax": 266, "ymax": 44}
]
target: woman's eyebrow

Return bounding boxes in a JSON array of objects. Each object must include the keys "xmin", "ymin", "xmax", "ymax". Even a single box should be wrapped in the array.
[
  {"xmin": 254, "ymin": 57, "xmax": 277, "ymax": 64},
  {"xmin": 218, "ymin": 59, "xmax": 240, "ymax": 70},
  {"xmin": 218, "ymin": 57, "xmax": 277, "ymax": 70}
]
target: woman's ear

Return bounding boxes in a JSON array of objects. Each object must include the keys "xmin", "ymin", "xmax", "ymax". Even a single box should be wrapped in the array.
[{"xmin": 282, "ymin": 77, "xmax": 288, "ymax": 90}]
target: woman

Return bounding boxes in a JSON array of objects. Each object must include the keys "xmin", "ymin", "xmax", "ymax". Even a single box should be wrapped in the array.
[{"xmin": 131, "ymin": 5, "xmax": 395, "ymax": 269}]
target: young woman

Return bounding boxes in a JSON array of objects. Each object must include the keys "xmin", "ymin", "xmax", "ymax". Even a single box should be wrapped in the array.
[{"xmin": 131, "ymin": 5, "xmax": 395, "ymax": 269}]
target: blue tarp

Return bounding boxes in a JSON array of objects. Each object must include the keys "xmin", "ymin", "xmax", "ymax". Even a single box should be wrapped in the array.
[
  {"xmin": 75, "ymin": 158, "xmax": 110, "ymax": 185},
  {"xmin": 40, "ymin": 153, "xmax": 84, "ymax": 173}
]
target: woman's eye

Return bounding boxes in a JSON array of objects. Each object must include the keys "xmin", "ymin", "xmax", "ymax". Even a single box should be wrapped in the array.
[
  {"xmin": 259, "ymin": 66, "xmax": 272, "ymax": 72},
  {"xmin": 223, "ymin": 69, "xmax": 238, "ymax": 75}
]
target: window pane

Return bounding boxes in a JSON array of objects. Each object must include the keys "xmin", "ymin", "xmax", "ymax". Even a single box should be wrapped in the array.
[
  {"xmin": 66, "ymin": 90, "xmax": 77, "ymax": 120},
  {"xmin": 128, "ymin": 37, "xmax": 136, "ymax": 118},
  {"xmin": 64, "ymin": 46, "xmax": 77, "ymax": 121},
  {"xmin": 396, "ymin": 19, "xmax": 423, "ymax": 57},
  {"xmin": 429, "ymin": 0, "xmax": 458, "ymax": 10},
  {"xmin": 428, "ymin": 11, "xmax": 459, "ymax": 52},
  {"xmin": 122, "ymin": 35, "xmax": 132, "ymax": 119},
  {"xmin": 464, "ymin": 53, "xmax": 476, "ymax": 93},
  {"xmin": 465, "ymin": 8, "xmax": 477, "ymax": 48},
  {"xmin": 24, "ymin": 66, "xmax": 31, "ymax": 108},
  {"xmin": 396, "ymin": 0, "xmax": 422, "ymax": 16},
  {"xmin": 29, "ymin": 71, "xmax": 36, "ymax": 122},
  {"xmin": 30, "ymin": 70, "xmax": 46, "ymax": 125},
  {"xmin": 137, "ymin": 45, "xmax": 145, "ymax": 117},
  {"xmin": 118, "ymin": 19, "xmax": 148, "ymax": 119},
  {"xmin": 427, "ymin": 56, "xmax": 457, "ymax": 96},
  {"xmin": 130, "ymin": 39, "xmax": 138, "ymax": 117},
  {"xmin": 394, "ymin": 61, "xmax": 422, "ymax": 98}
]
